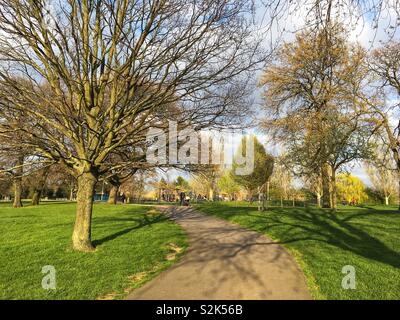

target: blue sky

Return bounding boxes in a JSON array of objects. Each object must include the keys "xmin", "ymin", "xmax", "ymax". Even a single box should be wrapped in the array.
[{"xmin": 160, "ymin": 1, "xmax": 399, "ymax": 186}]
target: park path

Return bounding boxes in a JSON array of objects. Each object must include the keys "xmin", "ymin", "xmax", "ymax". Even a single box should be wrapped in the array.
[{"xmin": 126, "ymin": 206, "xmax": 311, "ymax": 300}]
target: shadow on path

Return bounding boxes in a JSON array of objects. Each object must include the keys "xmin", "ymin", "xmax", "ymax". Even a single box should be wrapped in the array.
[{"xmin": 127, "ymin": 206, "xmax": 311, "ymax": 300}]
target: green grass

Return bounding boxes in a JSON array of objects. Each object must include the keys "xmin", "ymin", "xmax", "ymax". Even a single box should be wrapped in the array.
[
  {"xmin": 0, "ymin": 202, "xmax": 187, "ymax": 300},
  {"xmin": 195, "ymin": 202, "xmax": 400, "ymax": 300}
]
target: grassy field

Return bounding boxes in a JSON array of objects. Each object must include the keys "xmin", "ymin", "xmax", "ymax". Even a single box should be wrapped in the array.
[
  {"xmin": 195, "ymin": 202, "xmax": 400, "ymax": 300},
  {"xmin": 0, "ymin": 202, "xmax": 187, "ymax": 300}
]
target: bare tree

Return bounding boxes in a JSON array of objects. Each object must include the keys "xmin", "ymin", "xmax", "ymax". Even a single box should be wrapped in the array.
[
  {"xmin": 0, "ymin": 147, "xmax": 26, "ymax": 207},
  {"xmin": 270, "ymin": 157, "xmax": 294, "ymax": 207},
  {"xmin": 0, "ymin": 0, "xmax": 268, "ymax": 251},
  {"xmin": 304, "ymin": 173, "xmax": 324, "ymax": 207},
  {"xmin": 120, "ymin": 170, "xmax": 154, "ymax": 203},
  {"xmin": 25, "ymin": 165, "xmax": 51, "ymax": 205},
  {"xmin": 0, "ymin": 169, "xmax": 12, "ymax": 199},
  {"xmin": 367, "ymin": 41, "xmax": 400, "ymax": 209},
  {"xmin": 365, "ymin": 162, "xmax": 398, "ymax": 206},
  {"xmin": 259, "ymin": 24, "xmax": 373, "ymax": 209}
]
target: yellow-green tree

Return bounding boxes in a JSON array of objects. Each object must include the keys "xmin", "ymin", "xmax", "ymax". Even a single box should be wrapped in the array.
[
  {"xmin": 217, "ymin": 171, "xmax": 241, "ymax": 200},
  {"xmin": 232, "ymin": 136, "xmax": 274, "ymax": 210},
  {"xmin": 336, "ymin": 174, "xmax": 368, "ymax": 205}
]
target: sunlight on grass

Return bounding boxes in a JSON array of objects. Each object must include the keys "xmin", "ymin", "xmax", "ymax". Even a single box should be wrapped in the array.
[
  {"xmin": 0, "ymin": 202, "xmax": 187, "ymax": 300},
  {"xmin": 195, "ymin": 202, "xmax": 400, "ymax": 300}
]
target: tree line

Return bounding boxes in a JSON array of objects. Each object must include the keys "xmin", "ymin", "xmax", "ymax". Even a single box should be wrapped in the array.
[
  {"xmin": 0, "ymin": 1, "xmax": 399, "ymax": 253},
  {"xmin": 259, "ymin": 24, "xmax": 400, "ymax": 210}
]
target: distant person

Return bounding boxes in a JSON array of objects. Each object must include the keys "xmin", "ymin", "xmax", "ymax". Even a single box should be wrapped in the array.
[
  {"xmin": 179, "ymin": 192, "xmax": 185, "ymax": 206},
  {"xmin": 184, "ymin": 195, "xmax": 190, "ymax": 206}
]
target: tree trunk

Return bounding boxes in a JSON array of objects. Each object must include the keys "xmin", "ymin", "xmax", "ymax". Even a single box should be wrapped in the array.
[
  {"xmin": 330, "ymin": 167, "xmax": 337, "ymax": 209},
  {"xmin": 211, "ymin": 179, "xmax": 218, "ymax": 201},
  {"xmin": 261, "ymin": 193, "xmax": 265, "ymax": 211},
  {"xmin": 398, "ymin": 172, "xmax": 400, "ymax": 211},
  {"xmin": 265, "ymin": 181, "xmax": 270, "ymax": 210},
  {"xmin": 13, "ymin": 178, "xmax": 23, "ymax": 208},
  {"xmin": 69, "ymin": 185, "xmax": 75, "ymax": 201},
  {"xmin": 385, "ymin": 195, "xmax": 389, "ymax": 206},
  {"xmin": 72, "ymin": 172, "xmax": 97, "ymax": 252},
  {"xmin": 108, "ymin": 185, "xmax": 119, "ymax": 204},
  {"xmin": 31, "ymin": 167, "xmax": 49, "ymax": 206},
  {"xmin": 69, "ymin": 178, "xmax": 77, "ymax": 201},
  {"xmin": 322, "ymin": 164, "xmax": 331, "ymax": 208},
  {"xmin": 317, "ymin": 193, "xmax": 322, "ymax": 208},
  {"xmin": 247, "ymin": 189, "xmax": 253, "ymax": 205},
  {"xmin": 13, "ymin": 155, "xmax": 24, "ymax": 208},
  {"xmin": 381, "ymin": 120, "xmax": 400, "ymax": 211},
  {"xmin": 31, "ymin": 190, "xmax": 40, "ymax": 206},
  {"xmin": 209, "ymin": 187, "xmax": 214, "ymax": 202}
]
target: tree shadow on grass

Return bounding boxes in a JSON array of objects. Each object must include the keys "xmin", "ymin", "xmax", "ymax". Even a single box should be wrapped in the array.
[
  {"xmin": 243, "ymin": 206, "xmax": 400, "ymax": 269},
  {"xmin": 92, "ymin": 213, "xmax": 167, "ymax": 247}
]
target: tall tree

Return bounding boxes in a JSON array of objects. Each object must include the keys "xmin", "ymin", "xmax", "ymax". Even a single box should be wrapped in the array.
[
  {"xmin": 232, "ymin": 136, "xmax": 274, "ymax": 210},
  {"xmin": 368, "ymin": 41, "xmax": 400, "ymax": 209},
  {"xmin": 174, "ymin": 176, "xmax": 190, "ymax": 193},
  {"xmin": 0, "ymin": 151, "xmax": 26, "ymax": 207},
  {"xmin": 120, "ymin": 171, "xmax": 152, "ymax": 203},
  {"xmin": 365, "ymin": 144, "xmax": 398, "ymax": 206},
  {"xmin": 303, "ymin": 172, "xmax": 324, "ymax": 208},
  {"xmin": 260, "ymin": 24, "xmax": 372, "ymax": 209},
  {"xmin": 11, "ymin": 155, "xmax": 24, "ymax": 208},
  {"xmin": 270, "ymin": 157, "xmax": 295, "ymax": 207},
  {"xmin": 217, "ymin": 171, "xmax": 241, "ymax": 201},
  {"xmin": 0, "ymin": 0, "xmax": 266, "ymax": 251}
]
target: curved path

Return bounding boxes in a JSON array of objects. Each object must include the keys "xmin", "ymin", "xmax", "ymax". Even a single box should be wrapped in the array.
[{"xmin": 126, "ymin": 206, "xmax": 311, "ymax": 300}]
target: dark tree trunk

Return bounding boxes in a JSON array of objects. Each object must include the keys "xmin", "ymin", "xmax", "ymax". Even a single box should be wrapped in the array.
[
  {"xmin": 31, "ymin": 190, "xmax": 41, "ymax": 205},
  {"xmin": 108, "ymin": 185, "xmax": 119, "ymax": 204},
  {"xmin": 322, "ymin": 164, "xmax": 331, "ymax": 208},
  {"xmin": 330, "ymin": 167, "xmax": 337, "ymax": 209},
  {"xmin": 13, "ymin": 178, "xmax": 23, "ymax": 208},
  {"xmin": 396, "ymin": 166, "xmax": 400, "ymax": 210},
  {"xmin": 398, "ymin": 170, "xmax": 400, "ymax": 211},
  {"xmin": 317, "ymin": 194, "xmax": 322, "ymax": 208},
  {"xmin": 72, "ymin": 172, "xmax": 97, "ymax": 252},
  {"xmin": 265, "ymin": 181, "xmax": 270, "ymax": 210},
  {"xmin": 13, "ymin": 155, "xmax": 24, "ymax": 208},
  {"xmin": 31, "ymin": 167, "xmax": 49, "ymax": 206}
]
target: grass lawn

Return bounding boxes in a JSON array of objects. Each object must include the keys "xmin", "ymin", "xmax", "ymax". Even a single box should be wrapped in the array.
[
  {"xmin": 0, "ymin": 202, "xmax": 187, "ymax": 300},
  {"xmin": 195, "ymin": 202, "xmax": 400, "ymax": 300}
]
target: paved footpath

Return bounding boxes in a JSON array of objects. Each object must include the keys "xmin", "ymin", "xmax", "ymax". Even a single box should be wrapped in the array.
[{"xmin": 126, "ymin": 206, "xmax": 311, "ymax": 300}]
